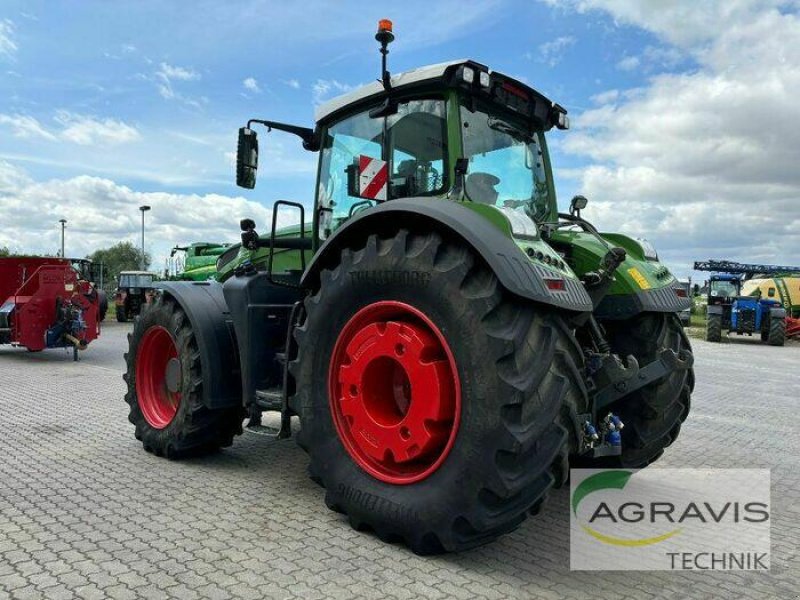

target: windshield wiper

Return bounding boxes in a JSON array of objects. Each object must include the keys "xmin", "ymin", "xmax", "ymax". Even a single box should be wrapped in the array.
[{"xmin": 487, "ymin": 117, "xmax": 532, "ymax": 143}]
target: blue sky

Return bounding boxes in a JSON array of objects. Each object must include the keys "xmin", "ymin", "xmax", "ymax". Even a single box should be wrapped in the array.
[{"xmin": 1, "ymin": 1, "xmax": 798, "ymax": 279}]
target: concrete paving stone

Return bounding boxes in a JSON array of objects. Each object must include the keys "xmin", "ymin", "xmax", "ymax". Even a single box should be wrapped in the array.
[{"xmin": 1, "ymin": 323, "xmax": 799, "ymax": 599}]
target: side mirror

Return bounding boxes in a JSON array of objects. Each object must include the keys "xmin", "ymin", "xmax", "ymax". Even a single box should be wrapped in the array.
[
  {"xmin": 569, "ymin": 194, "xmax": 588, "ymax": 217},
  {"xmin": 236, "ymin": 127, "xmax": 258, "ymax": 189}
]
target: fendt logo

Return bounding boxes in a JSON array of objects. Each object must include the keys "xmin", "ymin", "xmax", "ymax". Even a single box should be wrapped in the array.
[{"xmin": 570, "ymin": 469, "xmax": 771, "ymax": 571}]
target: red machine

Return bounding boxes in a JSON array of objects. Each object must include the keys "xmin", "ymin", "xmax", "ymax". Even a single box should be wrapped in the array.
[
  {"xmin": 0, "ymin": 257, "xmax": 101, "ymax": 359},
  {"xmin": 788, "ymin": 316, "xmax": 800, "ymax": 339}
]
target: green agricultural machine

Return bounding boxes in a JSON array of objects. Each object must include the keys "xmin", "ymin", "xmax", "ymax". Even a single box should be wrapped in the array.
[
  {"xmin": 168, "ymin": 242, "xmax": 233, "ymax": 281},
  {"xmin": 124, "ymin": 22, "xmax": 693, "ymax": 553}
]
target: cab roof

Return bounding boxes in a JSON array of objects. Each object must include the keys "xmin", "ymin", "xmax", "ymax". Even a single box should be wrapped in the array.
[
  {"xmin": 315, "ymin": 60, "xmax": 465, "ymax": 122},
  {"xmin": 314, "ymin": 59, "xmax": 565, "ymax": 129}
]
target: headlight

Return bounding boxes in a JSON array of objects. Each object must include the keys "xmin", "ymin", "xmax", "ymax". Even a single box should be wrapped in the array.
[
  {"xmin": 499, "ymin": 208, "xmax": 538, "ymax": 239},
  {"xmin": 479, "ymin": 71, "xmax": 490, "ymax": 88},
  {"xmin": 635, "ymin": 237, "xmax": 659, "ymax": 260},
  {"xmin": 461, "ymin": 66, "xmax": 475, "ymax": 84}
]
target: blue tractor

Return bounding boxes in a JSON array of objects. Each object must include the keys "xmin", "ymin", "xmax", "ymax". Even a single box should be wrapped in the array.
[{"xmin": 702, "ymin": 273, "xmax": 785, "ymax": 345}]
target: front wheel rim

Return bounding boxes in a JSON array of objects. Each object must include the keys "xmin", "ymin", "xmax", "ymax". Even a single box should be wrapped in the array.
[
  {"xmin": 328, "ymin": 301, "xmax": 461, "ymax": 484},
  {"xmin": 136, "ymin": 326, "xmax": 181, "ymax": 429}
]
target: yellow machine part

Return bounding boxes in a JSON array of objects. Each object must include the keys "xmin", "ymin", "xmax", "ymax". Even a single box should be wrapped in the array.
[{"xmin": 743, "ymin": 277, "xmax": 800, "ymax": 314}]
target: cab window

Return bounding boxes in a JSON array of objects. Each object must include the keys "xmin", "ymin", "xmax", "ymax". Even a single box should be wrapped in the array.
[
  {"xmin": 460, "ymin": 102, "xmax": 550, "ymax": 221},
  {"xmin": 317, "ymin": 99, "xmax": 448, "ymax": 238}
]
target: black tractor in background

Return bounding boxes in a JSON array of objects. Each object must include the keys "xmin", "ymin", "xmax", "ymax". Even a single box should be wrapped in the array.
[{"xmin": 114, "ymin": 271, "xmax": 157, "ymax": 323}]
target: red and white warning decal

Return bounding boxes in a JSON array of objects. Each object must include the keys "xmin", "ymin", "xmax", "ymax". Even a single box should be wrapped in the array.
[{"xmin": 358, "ymin": 155, "xmax": 388, "ymax": 201}]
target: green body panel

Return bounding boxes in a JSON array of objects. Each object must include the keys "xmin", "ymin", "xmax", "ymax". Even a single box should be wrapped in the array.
[
  {"xmin": 462, "ymin": 202, "xmax": 579, "ymax": 280},
  {"xmin": 216, "ymin": 224, "xmax": 312, "ymax": 283},
  {"xmin": 172, "ymin": 242, "xmax": 232, "ymax": 282},
  {"xmin": 550, "ymin": 230, "xmax": 677, "ymax": 295},
  {"xmin": 180, "ymin": 264, "xmax": 219, "ymax": 281}
]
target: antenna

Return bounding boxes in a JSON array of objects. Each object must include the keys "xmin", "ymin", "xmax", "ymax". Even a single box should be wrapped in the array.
[{"xmin": 375, "ymin": 19, "xmax": 394, "ymax": 91}]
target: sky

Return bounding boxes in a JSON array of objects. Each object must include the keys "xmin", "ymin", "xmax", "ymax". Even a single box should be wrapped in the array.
[{"xmin": 1, "ymin": 0, "xmax": 798, "ymax": 280}]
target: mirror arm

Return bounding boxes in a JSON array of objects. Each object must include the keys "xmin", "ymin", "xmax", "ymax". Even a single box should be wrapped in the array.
[{"xmin": 247, "ymin": 119, "xmax": 318, "ymax": 150}]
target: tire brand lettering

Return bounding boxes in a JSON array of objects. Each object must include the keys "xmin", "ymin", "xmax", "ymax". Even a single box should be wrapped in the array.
[
  {"xmin": 336, "ymin": 483, "xmax": 419, "ymax": 525},
  {"xmin": 349, "ymin": 270, "xmax": 431, "ymax": 287}
]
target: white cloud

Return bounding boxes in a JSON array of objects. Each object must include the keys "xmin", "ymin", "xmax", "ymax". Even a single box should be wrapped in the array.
[
  {"xmin": 615, "ymin": 55, "xmax": 639, "ymax": 71},
  {"xmin": 154, "ymin": 62, "xmax": 203, "ymax": 106},
  {"xmin": 282, "ymin": 78, "xmax": 300, "ymax": 89},
  {"xmin": 158, "ymin": 62, "xmax": 199, "ymax": 81},
  {"xmin": 0, "ymin": 19, "xmax": 17, "ymax": 59},
  {"xmin": 242, "ymin": 77, "xmax": 261, "ymax": 93},
  {"xmin": 538, "ymin": 35, "xmax": 577, "ymax": 67},
  {"xmin": 590, "ymin": 89, "xmax": 619, "ymax": 104},
  {"xmin": 545, "ymin": 1, "xmax": 800, "ymax": 270},
  {"xmin": 0, "ymin": 114, "xmax": 57, "ymax": 140},
  {"xmin": 55, "ymin": 111, "xmax": 141, "ymax": 146},
  {"xmin": 0, "ymin": 160, "xmax": 295, "ymax": 268},
  {"xmin": 0, "ymin": 112, "xmax": 140, "ymax": 146},
  {"xmin": 312, "ymin": 79, "xmax": 353, "ymax": 105},
  {"xmin": 543, "ymin": 0, "xmax": 781, "ymax": 47}
]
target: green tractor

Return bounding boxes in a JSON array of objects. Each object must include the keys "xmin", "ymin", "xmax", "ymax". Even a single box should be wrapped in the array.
[
  {"xmin": 124, "ymin": 22, "xmax": 693, "ymax": 553},
  {"xmin": 168, "ymin": 242, "xmax": 234, "ymax": 281}
]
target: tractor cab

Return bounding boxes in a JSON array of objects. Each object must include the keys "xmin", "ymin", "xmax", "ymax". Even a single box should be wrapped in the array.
[
  {"xmin": 708, "ymin": 274, "xmax": 741, "ymax": 305},
  {"xmin": 308, "ymin": 61, "xmax": 565, "ymax": 240},
  {"xmin": 234, "ymin": 21, "xmax": 568, "ymax": 264}
]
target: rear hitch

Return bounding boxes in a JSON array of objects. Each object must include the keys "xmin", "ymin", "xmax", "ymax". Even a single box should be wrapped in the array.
[{"xmin": 592, "ymin": 347, "xmax": 694, "ymax": 413}]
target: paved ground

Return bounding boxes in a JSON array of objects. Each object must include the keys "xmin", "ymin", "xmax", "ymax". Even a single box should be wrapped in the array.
[{"xmin": 1, "ymin": 322, "xmax": 798, "ymax": 599}]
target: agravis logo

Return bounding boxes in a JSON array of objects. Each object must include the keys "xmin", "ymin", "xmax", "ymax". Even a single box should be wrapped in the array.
[
  {"xmin": 572, "ymin": 470, "xmax": 681, "ymax": 547},
  {"xmin": 570, "ymin": 469, "xmax": 771, "ymax": 571}
]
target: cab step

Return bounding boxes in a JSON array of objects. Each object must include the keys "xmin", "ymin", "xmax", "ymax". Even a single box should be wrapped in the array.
[{"xmin": 255, "ymin": 388, "xmax": 283, "ymax": 411}]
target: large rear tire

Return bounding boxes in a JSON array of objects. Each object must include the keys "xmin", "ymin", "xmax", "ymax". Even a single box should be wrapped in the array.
[
  {"xmin": 123, "ymin": 295, "xmax": 243, "ymax": 458},
  {"xmin": 706, "ymin": 313, "xmax": 722, "ymax": 342},
  {"xmin": 596, "ymin": 313, "xmax": 693, "ymax": 469},
  {"xmin": 768, "ymin": 317, "xmax": 786, "ymax": 346},
  {"xmin": 290, "ymin": 230, "xmax": 587, "ymax": 553}
]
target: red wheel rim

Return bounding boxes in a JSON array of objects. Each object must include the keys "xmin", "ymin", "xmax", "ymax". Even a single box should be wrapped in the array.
[
  {"xmin": 328, "ymin": 301, "xmax": 461, "ymax": 484},
  {"xmin": 135, "ymin": 326, "xmax": 181, "ymax": 429}
]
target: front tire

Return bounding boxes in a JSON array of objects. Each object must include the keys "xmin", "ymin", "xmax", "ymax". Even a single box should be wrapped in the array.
[
  {"xmin": 116, "ymin": 306, "xmax": 128, "ymax": 323},
  {"xmin": 290, "ymin": 230, "xmax": 586, "ymax": 553},
  {"xmin": 123, "ymin": 295, "xmax": 243, "ymax": 458},
  {"xmin": 599, "ymin": 313, "xmax": 693, "ymax": 468},
  {"xmin": 706, "ymin": 313, "xmax": 722, "ymax": 342}
]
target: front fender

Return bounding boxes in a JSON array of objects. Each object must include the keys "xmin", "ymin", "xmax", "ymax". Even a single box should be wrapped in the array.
[
  {"xmin": 156, "ymin": 281, "xmax": 242, "ymax": 409},
  {"xmin": 301, "ymin": 198, "xmax": 592, "ymax": 313}
]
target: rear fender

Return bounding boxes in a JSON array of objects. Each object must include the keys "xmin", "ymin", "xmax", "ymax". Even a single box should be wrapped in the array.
[
  {"xmin": 301, "ymin": 198, "xmax": 592, "ymax": 313},
  {"xmin": 157, "ymin": 281, "xmax": 242, "ymax": 409}
]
